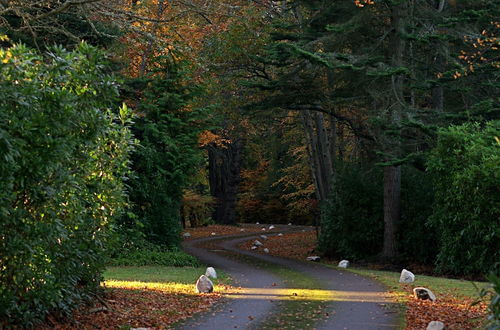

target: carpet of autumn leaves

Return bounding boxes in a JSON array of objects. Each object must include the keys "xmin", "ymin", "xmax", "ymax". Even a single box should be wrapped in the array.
[
  {"xmin": 239, "ymin": 230, "xmax": 318, "ymax": 261},
  {"xmin": 44, "ymin": 283, "xmax": 234, "ymax": 329},
  {"xmin": 182, "ymin": 224, "xmax": 266, "ymax": 240},
  {"xmin": 405, "ymin": 292, "xmax": 486, "ymax": 329}
]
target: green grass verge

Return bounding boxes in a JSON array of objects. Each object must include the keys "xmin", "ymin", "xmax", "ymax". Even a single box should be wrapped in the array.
[
  {"xmin": 346, "ymin": 268, "xmax": 486, "ymax": 299},
  {"xmin": 331, "ymin": 266, "xmax": 488, "ymax": 329},
  {"xmin": 104, "ymin": 266, "xmax": 230, "ymax": 285}
]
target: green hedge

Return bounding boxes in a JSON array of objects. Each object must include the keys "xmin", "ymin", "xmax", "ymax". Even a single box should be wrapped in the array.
[
  {"xmin": 0, "ymin": 42, "xmax": 132, "ymax": 326},
  {"xmin": 109, "ymin": 248, "xmax": 200, "ymax": 267},
  {"xmin": 427, "ymin": 121, "xmax": 499, "ymax": 275}
]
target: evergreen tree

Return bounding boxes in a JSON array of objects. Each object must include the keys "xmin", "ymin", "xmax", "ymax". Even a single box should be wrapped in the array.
[{"xmin": 121, "ymin": 56, "xmax": 208, "ymax": 246}]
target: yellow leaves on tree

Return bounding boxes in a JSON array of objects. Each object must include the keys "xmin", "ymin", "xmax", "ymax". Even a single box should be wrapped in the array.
[
  {"xmin": 354, "ymin": 0, "xmax": 375, "ymax": 8},
  {"xmin": 198, "ymin": 130, "xmax": 231, "ymax": 148},
  {"xmin": 447, "ymin": 21, "xmax": 500, "ymax": 79}
]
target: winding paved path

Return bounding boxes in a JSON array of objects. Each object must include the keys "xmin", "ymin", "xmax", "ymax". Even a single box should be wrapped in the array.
[{"xmin": 180, "ymin": 226, "xmax": 398, "ymax": 329}]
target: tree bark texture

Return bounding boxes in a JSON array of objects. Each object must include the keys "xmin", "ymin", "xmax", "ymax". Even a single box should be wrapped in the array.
[
  {"xmin": 383, "ymin": 165, "xmax": 401, "ymax": 258},
  {"xmin": 382, "ymin": 1, "xmax": 407, "ymax": 259},
  {"xmin": 208, "ymin": 140, "xmax": 242, "ymax": 225},
  {"xmin": 301, "ymin": 110, "xmax": 335, "ymax": 202}
]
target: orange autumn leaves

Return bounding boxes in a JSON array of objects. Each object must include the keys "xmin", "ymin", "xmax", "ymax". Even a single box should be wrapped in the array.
[
  {"xmin": 354, "ymin": 0, "xmax": 375, "ymax": 8},
  {"xmin": 239, "ymin": 230, "xmax": 318, "ymax": 261},
  {"xmin": 406, "ymin": 292, "xmax": 486, "ymax": 329},
  {"xmin": 182, "ymin": 224, "xmax": 264, "ymax": 240},
  {"xmin": 43, "ymin": 284, "xmax": 227, "ymax": 329}
]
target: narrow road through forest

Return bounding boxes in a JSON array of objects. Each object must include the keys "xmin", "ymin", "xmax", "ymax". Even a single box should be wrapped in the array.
[{"xmin": 180, "ymin": 226, "xmax": 398, "ymax": 329}]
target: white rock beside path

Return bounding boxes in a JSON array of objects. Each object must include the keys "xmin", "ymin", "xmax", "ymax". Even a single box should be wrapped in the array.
[
  {"xmin": 260, "ymin": 235, "xmax": 268, "ymax": 240},
  {"xmin": 269, "ymin": 225, "xmax": 275, "ymax": 230},
  {"xmin": 399, "ymin": 269, "xmax": 415, "ymax": 283},
  {"xmin": 253, "ymin": 240, "xmax": 263, "ymax": 247},
  {"xmin": 413, "ymin": 287, "xmax": 436, "ymax": 301},
  {"xmin": 195, "ymin": 275, "xmax": 214, "ymax": 293},
  {"xmin": 182, "ymin": 232, "xmax": 191, "ymax": 238},
  {"xmin": 426, "ymin": 321, "xmax": 445, "ymax": 330},
  {"xmin": 263, "ymin": 248, "xmax": 269, "ymax": 253},
  {"xmin": 306, "ymin": 256, "xmax": 320, "ymax": 262},
  {"xmin": 277, "ymin": 233, "xmax": 283, "ymax": 236},
  {"xmin": 338, "ymin": 260, "xmax": 349, "ymax": 268},
  {"xmin": 205, "ymin": 267, "xmax": 217, "ymax": 279}
]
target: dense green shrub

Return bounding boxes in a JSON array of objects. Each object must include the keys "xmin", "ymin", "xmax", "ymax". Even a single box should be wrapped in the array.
[
  {"xmin": 120, "ymin": 56, "xmax": 208, "ymax": 247},
  {"xmin": 398, "ymin": 166, "xmax": 437, "ymax": 264},
  {"xmin": 476, "ymin": 271, "xmax": 500, "ymax": 330},
  {"xmin": 107, "ymin": 221, "xmax": 199, "ymax": 267},
  {"xmin": 0, "ymin": 42, "xmax": 132, "ymax": 326},
  {"xmin": 427, "ymin": 121, "xmax": 499, "ymax": 275},
  {"xmin": 109, "ymin": 243, "xmax": 200, "ymax": 267},
  {"xmin": 318, "ymin": 163, "xmax": 384, "ymax": 259},
  {"xmin": 319, "ymin": 163, "xmax": 438, "ymax": 263}
]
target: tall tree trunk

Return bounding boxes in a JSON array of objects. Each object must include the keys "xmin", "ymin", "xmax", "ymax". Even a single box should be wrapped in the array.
[
  {"xmin": 314, "ymin": 111, "xmax": 334, "ymax": 197},
  {"xmin": 382, "ymin": 1, "xmax": 407, "ymax": 259},
  {"xmin": 208, "ymin": 140, "xmax": 242, "ymax": 225},
  {"xmin": 301, "ymin": 110, "xmax": 324, "ymax": 200},
  {"xmin": 431, "ymin": 2, "xmax": 446, "ymax": 112},
  {"xmin": 383, "ymin": 165, "xmax": 401, "ymax": 258},
  {"xmin": 328, "ymin": 114, "xmax": 337, "ymax": 166},
  {"xmin": 300, "ymin": 110, "xmax": 334, "ymax": 202}
]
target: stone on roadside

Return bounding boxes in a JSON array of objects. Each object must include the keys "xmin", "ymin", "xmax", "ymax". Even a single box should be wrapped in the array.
[
  {"xmin": 256, "ymin": 222, "xmax": 260, "ymax": 224},
  {"xmin": 413, "ymin": 287, "xmax": 436, "ymax": 301},
  {"xmin": 261, "ymin": 227, "xmax": 266, "ymax": 231},
  {"xmin": 399, "ymin": 269, "xmax": 415, "ymax": 283},
  {"xmin": 263, "ymin": 248, "xmax": 269, "ymax": 253},
  {"xmin": 211, "ymin": 232, "xmax": 216, "ymax": 236},
  {"xmin": 195, "ymin": 275, "xmax": 214, "ymax": 293},
  {"xmin": 288, "ymin": 223, "xmax": 292, "ymax": 225},
  {"xmin": 269, "ymin": 225, "xmax": 275, "ymax": 230},
  {"xmin": 277, "ymin": 233, "xmax": 283, "ymax": 236},
  {"xmin": 240, "ymin": 228, "xmax": 245, "ymax": 232},
  {"xmin": 251, "ymin": 245, "xmax": 258, "ymax": 250},
  {"xmin": 182, "ymin": 232, "xmax": 191, "ymax": 238},
  {"xmin": 205, "ymin": 267, "xmax": 217, "ymax": 279},
  {"xmin": 426, "ymin": 321, "xmax": 445, "ymax": 330},
  {"xmin": 338, "ymin": 260, "xmax": 349, "ymax": 268},
  {"xmin": 260, "ymin": 235, "xmax": 268, "ymax": 240},
  {"xmin": 253, "ymin": 240, "xmax": 263, "ymax": 247},
  {"xmin": 306, "ymin": 256, "xmax": 320, "ymax": 262}
]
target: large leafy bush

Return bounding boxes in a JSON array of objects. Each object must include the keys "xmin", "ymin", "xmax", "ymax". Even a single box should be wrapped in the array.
[
  {"xmin": 427, "ymin": 121, "xmax": 499, "ymax": 275},
  {"xmin": 0, "ymin": 42, "xmax": 132, "ymax": 326}
]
